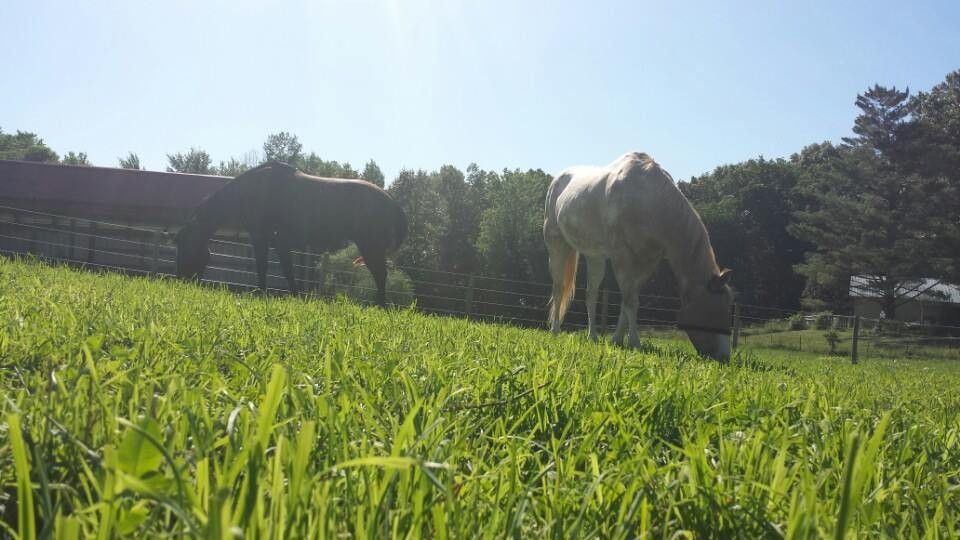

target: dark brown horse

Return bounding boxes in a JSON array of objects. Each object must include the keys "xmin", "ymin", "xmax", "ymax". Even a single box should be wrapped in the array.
[{"xmin": 175, "ymin": 161, "xmax": 407, "ymax": 306}]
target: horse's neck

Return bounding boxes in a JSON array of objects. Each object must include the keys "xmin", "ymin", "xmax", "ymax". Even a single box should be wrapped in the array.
[
  {"xmin": 192, "ymin": 186, "xmax": 240, "ymax": 239},
  {"xmin": 662, "ymin": 197, "xmax": 720, "ymax": 299}
]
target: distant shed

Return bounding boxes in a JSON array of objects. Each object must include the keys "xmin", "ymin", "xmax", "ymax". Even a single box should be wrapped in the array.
[{"xmin": 850, "ymin": 275, "xmax": 960, "ymax": 326}]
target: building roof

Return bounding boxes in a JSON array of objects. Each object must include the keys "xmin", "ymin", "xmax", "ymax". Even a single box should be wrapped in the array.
[
  {"xmin": 0, "ymin": 159, "xmax": 230, "ymax": 226},
  {"xmin": 850, "ymin": 275, "xmax": 960, "ymax": 304}
]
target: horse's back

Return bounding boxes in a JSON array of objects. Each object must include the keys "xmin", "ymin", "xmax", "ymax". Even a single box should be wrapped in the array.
[
  {"xmin": 229, "ymin": 163, "xmax": 402, "ymax": 251},
  {"xmin": 545, "ymin": 153, "xmax": 679, "ymax": 256}
]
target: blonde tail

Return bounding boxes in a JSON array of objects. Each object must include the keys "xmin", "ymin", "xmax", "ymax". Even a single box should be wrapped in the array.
[{"xmin": 548, "ymin": 250, "xmax": 578, "ymax": 325}]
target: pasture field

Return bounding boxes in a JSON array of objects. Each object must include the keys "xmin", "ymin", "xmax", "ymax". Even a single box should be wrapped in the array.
[{"xmin": 1, "ymin": 258, "xmax": 959, "ymax": 538}]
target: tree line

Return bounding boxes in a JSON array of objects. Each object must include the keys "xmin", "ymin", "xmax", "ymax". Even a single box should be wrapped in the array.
[{"xmin": 3, "ymin": 69, "xmax": 958, "ymax": 319}]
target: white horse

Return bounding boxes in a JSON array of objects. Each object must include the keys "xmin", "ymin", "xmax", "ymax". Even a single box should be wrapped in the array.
[{"xmin": 543, "ymin": 152, "xmax": 733, "ymax": 360}]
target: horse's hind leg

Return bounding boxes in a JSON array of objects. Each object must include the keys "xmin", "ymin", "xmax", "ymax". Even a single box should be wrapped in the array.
[
  {"xmin": 545, "ymin": 230, "xmax": 576, "ymax": 333},
  {"xmin": 273, "ymin": 234, "xmax": 300, "ymax": 294},
  {"xmin": 357, "ymin": 244, "xmax": 388, "ymax": 307},
  {"xmin": 584, "ymin": 256, "xmax": 606, "ymax": 340}
]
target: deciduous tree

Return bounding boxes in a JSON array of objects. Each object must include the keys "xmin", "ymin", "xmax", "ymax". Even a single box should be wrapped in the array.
[
  {"xmin": 0, "ymin": 128, "xmax": 58, "ymax": 162},
  {"xmin": 167, "ymin": 147, "xmax": 213, "ymax": 174},
  {"xmin": 118, "ymin": 152, "xmax": 143, "ymax": 170}
]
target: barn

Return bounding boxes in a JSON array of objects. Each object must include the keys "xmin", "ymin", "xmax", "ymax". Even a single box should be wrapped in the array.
[{"xmin": 850, "ymin": 275, "xmax": 960, "ymax": 326}]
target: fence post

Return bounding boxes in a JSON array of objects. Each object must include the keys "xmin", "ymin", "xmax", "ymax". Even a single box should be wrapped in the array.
[
  {"xmin": 69, "ymin": 219, "xmax": 77, "ymax": 260},
  {"xmin": 464, "ymin": 274, "xmax": 476, "ymax": 317},
  {"xmin": 87, "ymin": 221, "xmax": 97, "ymax": 264},
  {"xmin": 851, "ymin": 315, "xmax": 861, "ymax": 364},
  {"xmin": 731, "ymin": 303, "xmax": 741, "ymax": 350},
  {"xmin": 150, "ymin": 229, "xmax": 161, "ymax": 275}
]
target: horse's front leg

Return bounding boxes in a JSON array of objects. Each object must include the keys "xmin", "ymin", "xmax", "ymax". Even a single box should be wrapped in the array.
[
  {"xmin": 584, "ymin": 256, "xmax": 606, "ymax": 341},
  {"xmin": 610, "ymin": 254, "xmax": 644, "ymax": 349}
]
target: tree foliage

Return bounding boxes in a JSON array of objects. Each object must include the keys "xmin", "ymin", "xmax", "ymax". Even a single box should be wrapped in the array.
[
  {"xmin": 681, "ymin": 158, "xmax": 806, "ymax": 309},
  {"xmin": 262, "ymin": 132, "xmax": 303, "ymax": 165},
  {"xmin": 477, "ymin": 168, "xmax": 553, "ymax": 282},
  {"xmin": 0, "ymin": 128, "xmax": 58, "ymax": 162},
  {"xmin": 300, "ymin": 153, "xmax": 360, "ymax": 179},
  {"xmin": 791, "ymin": 84, "xmax": 955, "ymax": 317},
  {"xmin": 167, "ymin": 147, "xmax": 213, "ymax": 174},
  {"xmin": 61, "ymin": 151, "xmax": 91, "ymax": 166},
  {"xmin": 4, "ymin": 69, "xmax": 959, "ymax": 321},
  {"xmin": 362, "ymin": 160, "xmax": 385, "ymax": 187},
  {"xmin": 118, "ymin": 152, "xmax": 143, "ymax": 170},
  {"xmin": 387, "ymin": 169, "xmax": 447, "ymax": 271}
]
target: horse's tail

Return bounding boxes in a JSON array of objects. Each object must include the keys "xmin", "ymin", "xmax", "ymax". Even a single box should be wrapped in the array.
[{"xmin": 548, "ymin": 249, "xmax": 578, "ymax": 324}]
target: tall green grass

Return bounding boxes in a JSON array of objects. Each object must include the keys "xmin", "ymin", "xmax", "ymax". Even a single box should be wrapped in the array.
[{"xmin": 1, "ymin": 257, "xmax": 958, "ymax": 538}]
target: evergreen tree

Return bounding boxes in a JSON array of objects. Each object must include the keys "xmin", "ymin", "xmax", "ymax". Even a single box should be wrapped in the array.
[
  {"xmin": 792, "ymin": 85, "xmax": 951, "ymax": 318},
  {"xmin": 362, "ymin": 160, "xmax": 385, "ymax": 187},
  {"xmin": 904, "ymin": 70, "xmax": 960, "ymax": 282}
]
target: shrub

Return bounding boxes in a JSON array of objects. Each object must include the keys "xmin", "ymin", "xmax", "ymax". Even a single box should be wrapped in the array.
[
  {"xmin": 814, "ymin": 312, "xmax": 834, "ymax": 330},
  {"xmin": 823, "ymin": 330, "xmax": 841, "ymax": 355},
  {"xmin": 788, "ymin": 314, "xmax": 806, "ymax": 331},
  {"xmin": 316, "ymin": 246, "xmax": 415, "ymax": 306}
]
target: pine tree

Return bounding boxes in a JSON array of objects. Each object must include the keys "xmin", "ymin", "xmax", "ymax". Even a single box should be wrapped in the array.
[{"xmin": 792, "ymin": 85, "xmax": 951, "ymax": 318}]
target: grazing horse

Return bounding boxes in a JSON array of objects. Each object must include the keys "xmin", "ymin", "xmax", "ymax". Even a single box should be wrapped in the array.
[
  {"xmin": 543, "ymin": 152, "xmax": 733, "ymax": 360},
  {"xmin": 176, "ymin": 161, "xmax": 407, "ymax": 306}
]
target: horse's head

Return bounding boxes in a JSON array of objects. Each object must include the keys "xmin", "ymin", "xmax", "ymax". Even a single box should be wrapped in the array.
[
  {"xmin": 677, "ymin": 268, "xmax": 733, "ymax": 362},
  {"xmin": 175, "ymin": 224, "xmax": 210, "ymax": 282}
]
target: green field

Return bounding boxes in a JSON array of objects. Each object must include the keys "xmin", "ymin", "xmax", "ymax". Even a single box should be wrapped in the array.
[{"xmin": 1, "ymin": 258, "xmax": 959, "ymax": 538}]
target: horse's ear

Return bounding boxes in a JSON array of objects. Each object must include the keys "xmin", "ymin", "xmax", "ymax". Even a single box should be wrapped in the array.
[{"xmin": 708, "ymin": 268, "xmax": 733, "ymax": 293}]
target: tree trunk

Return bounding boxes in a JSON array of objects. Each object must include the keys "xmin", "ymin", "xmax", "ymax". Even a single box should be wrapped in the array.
[{"xmin": 882, "ymin": 290, "xmax": 898, "ymax": 321}]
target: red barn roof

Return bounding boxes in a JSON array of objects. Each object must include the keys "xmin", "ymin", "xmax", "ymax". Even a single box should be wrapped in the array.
[{"xmin": 0, "ymin": 159, "xmax": 230, "ymax": 226}]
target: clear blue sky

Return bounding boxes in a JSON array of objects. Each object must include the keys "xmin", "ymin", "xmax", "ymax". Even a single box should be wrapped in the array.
[{"xmin": 2, "ymin": 0, "xmax": 958, "ymax": 182}]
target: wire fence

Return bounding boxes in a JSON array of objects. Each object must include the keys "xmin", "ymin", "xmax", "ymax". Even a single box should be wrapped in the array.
[{"xmin": 1, "ymin": 204, "xmax": 958, "ymax": 361}]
